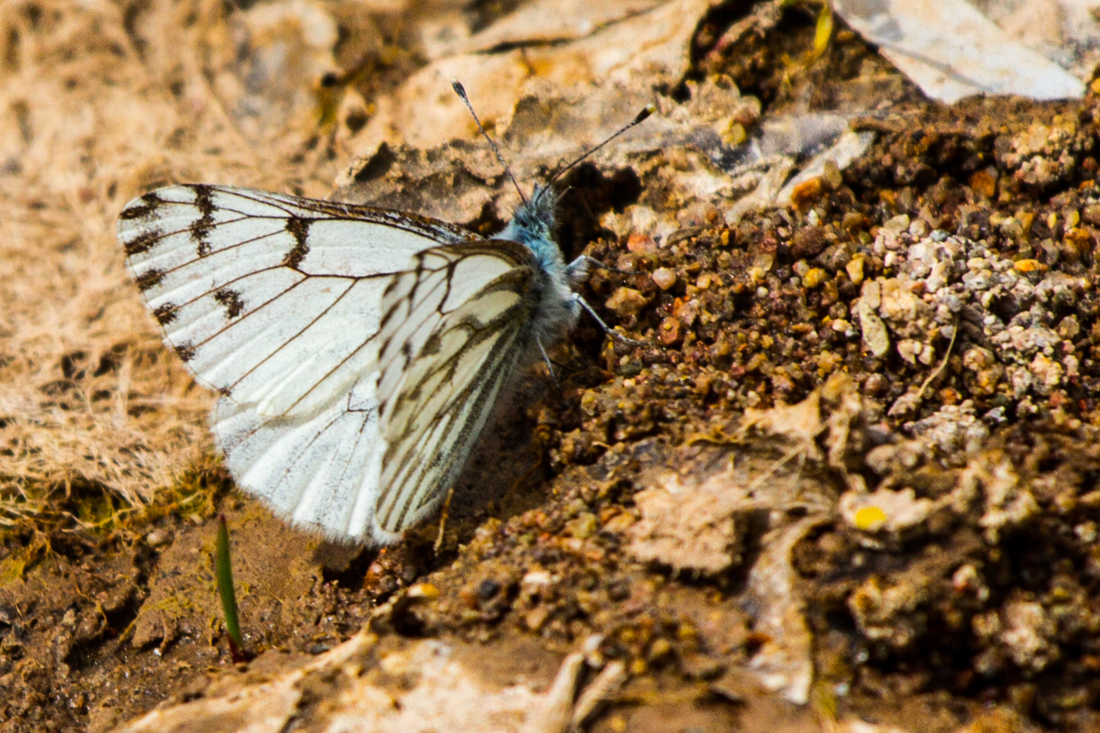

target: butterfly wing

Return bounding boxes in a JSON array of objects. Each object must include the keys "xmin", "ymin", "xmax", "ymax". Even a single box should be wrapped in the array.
[
  {"xmin": 117, "ymin": 184, "xmax": 483, "ymax": 541},
  {"xmin": 117, "ymin": 184, "xmax": 481, "ymax": 419},
  {"xmin": 370, "ymin": 241, "xmax": 538, "ymax": 538}
]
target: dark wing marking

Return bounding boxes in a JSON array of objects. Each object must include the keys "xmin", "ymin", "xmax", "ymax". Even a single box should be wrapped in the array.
[
  {"xmin": 371, "ymin": 240, "xmax": 537, "ymax": 534},
  {"xmin": 117, "ymin": 184, "xmax": 482, "ymax": 419}
]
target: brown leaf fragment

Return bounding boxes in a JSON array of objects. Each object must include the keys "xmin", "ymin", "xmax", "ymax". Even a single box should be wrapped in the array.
[{"xmin": 626, "ymin": 473, "xmax": 746, "ymax": 575}]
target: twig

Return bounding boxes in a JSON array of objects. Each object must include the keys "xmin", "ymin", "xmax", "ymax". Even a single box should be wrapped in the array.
[
  {"xmin": 433, "ymin": 488, "xmax": 455, "ymax": 554},
  {"xmin": 570, "ymin": 661, "xmax": 626, "ymax": 730},
  {"xmin": 916, "ymin": 316, "xmax": 960, "ymax": 402}
]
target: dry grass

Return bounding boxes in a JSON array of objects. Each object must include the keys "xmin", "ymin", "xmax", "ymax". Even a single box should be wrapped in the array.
[{"xmin": 0, "ymin": 0, "xmax": 350, "ymax": 526}]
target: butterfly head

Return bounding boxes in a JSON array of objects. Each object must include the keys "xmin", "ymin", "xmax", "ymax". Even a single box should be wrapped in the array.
[{"xmin": 498, "ymin": 184, "xmax": 558, "ymax": 256}]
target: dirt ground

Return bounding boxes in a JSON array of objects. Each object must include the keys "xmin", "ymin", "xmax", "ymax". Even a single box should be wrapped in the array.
[{"xmin": 4, "ymin": 0, "xmax": 1100, "ymax": 731}]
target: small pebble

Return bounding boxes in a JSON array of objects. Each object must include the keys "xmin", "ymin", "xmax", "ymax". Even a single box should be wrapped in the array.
[
  {"xmin": 651, "ymin": 267, "xmax": 677, "ymax": 290},
  {"xmin": 883, "ymin": 214, "xmax": 910, "ymax": 234},
  {"xmin": 908, "ymin": 219, "xmax": 931, "ymax": 237},
  {"xmin": 846, "ymin": 257, "xmax": 865, "ymax": 285},
  {"xmin": 659, "ymin": 317, "xmax": 682, "ymax": 345},
  {"xmin": 969, "ymin": 168, "xmax": 997, "ymax": 198},
  {"xmin": 567, "ymin": 512, "xmax": 598, "ymax": 540},
  {"xmin": 1014, "ymin": 259, "xmax": 1046, "ymax": 273},
  {"xmin": 790, "ymin": 178, "xmax": 824, "ymax": 209},
  {"xmin": 605, "ymin": 287, "xmax": 648, "ymax": 316},
  {"xmin": 476, "ymin": 579, "xmax": 501, "ymax": 600},
  {"xmin": 802, "ymin": 268, "xmax": 826, "ymax": 288},
  {"xmin": 1082, "ymin": 204, "xmax": 1100, "ymax": 225},
  {"xmin": 626, "ymin": 233, "xmax": 656, "ymax": 253},
  {"xmin": 146, "ymin": 529, "xmax": 170, "ymax": 548},
  {"xmin": 407, "ymin": 583, "xmax": 440, "ymax": 599}
]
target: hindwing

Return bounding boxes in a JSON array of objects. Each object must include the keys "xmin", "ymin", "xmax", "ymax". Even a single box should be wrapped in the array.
[{"xmin": 372, "ymin": 241, "xmax": 537, "ymax": 536}]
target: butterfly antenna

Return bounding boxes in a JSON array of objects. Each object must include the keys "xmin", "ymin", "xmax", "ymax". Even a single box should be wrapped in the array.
[
  {"xmin": 452, "ymin": 80, "xmax": 527, "ymax": 204},
  {"xmin": 548, "ymin": 103, "xmax": 656, "ymax": 186}
]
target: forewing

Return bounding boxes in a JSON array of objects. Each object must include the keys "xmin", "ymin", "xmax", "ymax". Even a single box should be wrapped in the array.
[
  {"xmin": 372, "ymin": 241, "xmax": 537, "ymax": 535},
  {"xmin": 117, "ymin": 184, "xmax": 481, "ymax": 419}
]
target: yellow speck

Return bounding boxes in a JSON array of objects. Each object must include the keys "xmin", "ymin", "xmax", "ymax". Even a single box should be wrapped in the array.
[
  {"xmin": 724, "ymin": 121, "xmax": 747, "ymax": 146},
  {"xmin": 1014, "ymin": 259, "xmax": 1046, "ymax": 273},
  {"xmin": 854, "ymin": 506, "xmax": 887, "ymax": 531},
  {"xmin": 802, "ymin": 268, "xmax": 826, "ymax": 288},
  {"xmin": 407, "ymin": 583, "xmax": 440, "ymax": 599}
]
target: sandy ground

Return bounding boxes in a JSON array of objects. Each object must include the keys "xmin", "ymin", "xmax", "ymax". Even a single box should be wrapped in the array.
[{"xmin": 3, "ymin": 0, "xmax": 1100, "ymax": 731}]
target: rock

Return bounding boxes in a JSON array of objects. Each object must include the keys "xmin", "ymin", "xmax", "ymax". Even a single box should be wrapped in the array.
[
  {"xmin": 790, "ymin": 227, "xmax": 827, "ymax": 259},
  {"xmin": 1000, "ymin": 599, "xmax": 1057, "ymax": 672},
  {"xmin": 878, "ymin": 278, "xmax": 928, "ymax": 323},
  {"xmin": 802, "ymin": 268, "xmax": 826, "ymax": 288},
  {"xmin": 651, "ymin": 267, "xmax": 677, "ymax": 290},
  {"xmin": 626, "ymin": 233, "xmax": 656, "ymax": 252},
  {"xmin": 848, "ymin": 575, "xmax": 927, "ymax": 650},
  {"xmin": 846, "ymin": 256, "xmax": 865, "ymax": 285},
  {"xmin": 605, "ymin": 287, "xmax": 649, "ymax": 316},
  {"xmin": 857, "ymin": 281, "xmax": 890, "ymax": 358},
  {"xmin": 1029, "ymin": 353, "xmax": 1063, "ymax": 394},
  {"xmin": 882, "ymin": 214, "xmax": 910, "ymax": 234},
  {"xmin": 658, "ymin": 316, "xmax": 682, "ymax": 345}
]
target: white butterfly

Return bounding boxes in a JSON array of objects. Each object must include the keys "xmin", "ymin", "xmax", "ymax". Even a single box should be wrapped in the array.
[{"xmin": 117, "ymin": 89, "xmax": 652, "ymax": 545}]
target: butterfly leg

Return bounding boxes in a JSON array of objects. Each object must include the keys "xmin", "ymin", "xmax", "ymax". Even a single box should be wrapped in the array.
[
  {"xmin": 565, "ymin": 255, "xmax": 593, "ymax": 285},
  {"xmin": 573, "ymin": 293, "xmax": 644, "ymax": 346},
  {"xmin": 566, "ymin": 255, "xmax": 639, "ymax": 284},
  {"xmin": 537, "ymin": 334, "xmax": 564, "ymax": 392}
]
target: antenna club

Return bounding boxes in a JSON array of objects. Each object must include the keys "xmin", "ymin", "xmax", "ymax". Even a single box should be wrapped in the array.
[
  {"xmin": 452, "ymin": 80, "xmax": 528, "ymax": 204},
  {"xmin": 546, "ymin": 102, "xmax": 656, "ymax": 185}
]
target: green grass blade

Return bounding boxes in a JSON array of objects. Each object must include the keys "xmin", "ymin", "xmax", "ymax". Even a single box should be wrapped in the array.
[{"xmin": 216, "ymin": 514, "xmax": 245, "ymax": 659}]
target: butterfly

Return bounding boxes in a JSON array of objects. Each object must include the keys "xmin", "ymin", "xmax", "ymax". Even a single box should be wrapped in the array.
[{"xmin": 116, "ymin": 83, "xmax": 653, "ymax": 544}]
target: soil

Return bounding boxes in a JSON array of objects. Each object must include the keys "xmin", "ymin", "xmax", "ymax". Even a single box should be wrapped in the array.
[{"xmin": 3, "ymin": 1, "xmax": 1100, "ymax": 731}]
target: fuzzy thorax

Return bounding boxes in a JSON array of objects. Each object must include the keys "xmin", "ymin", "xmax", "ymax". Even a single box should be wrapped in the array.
[{"xmin": 496, "ymin": 185, "xmax": 582, "ymax": 345}]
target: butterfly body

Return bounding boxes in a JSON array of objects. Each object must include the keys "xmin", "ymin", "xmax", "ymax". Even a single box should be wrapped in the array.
[
  {"xmin": 496, "ymin": 185, "xmax": 588, "ymax": 350},
  {"xmin": 118, "ymin": 181, "xmax": 585, "ymax": 545}
]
